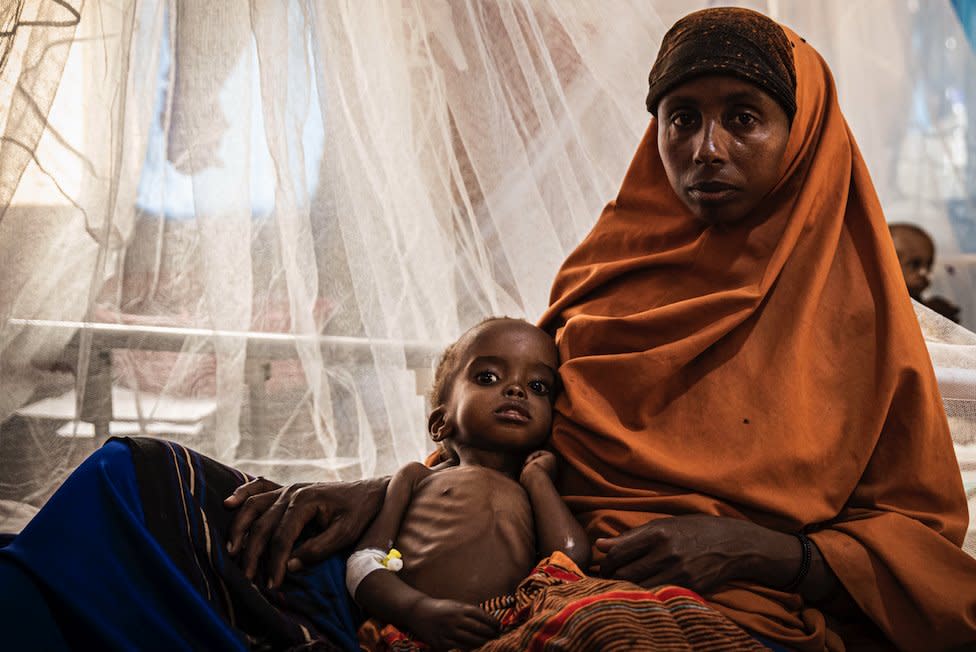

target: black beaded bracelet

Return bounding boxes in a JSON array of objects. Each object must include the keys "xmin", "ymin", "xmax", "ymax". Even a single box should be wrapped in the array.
[{"xmin": 781, "ymin": 532, "xmax": 812, "ymax": 593}]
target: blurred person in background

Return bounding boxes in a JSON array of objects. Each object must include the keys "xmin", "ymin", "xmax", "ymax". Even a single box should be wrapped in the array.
[{"xmin": 890, "ymin": 222, "xmax": 961, "ymax": 322}]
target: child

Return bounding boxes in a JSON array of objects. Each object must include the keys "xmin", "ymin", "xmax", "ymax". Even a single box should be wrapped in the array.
[
  {"xmin": 889, "ymin": 222, "xmax": 960, "ymax": 322},
  {"xmin": 346, "ymin": 317, "xmax": 590, "ymax": 650}
]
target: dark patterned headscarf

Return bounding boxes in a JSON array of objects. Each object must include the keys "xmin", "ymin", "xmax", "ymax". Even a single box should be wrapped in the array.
[{"xmin": 645, "ymin": 7, "xmax": 797, "ymax": 121}]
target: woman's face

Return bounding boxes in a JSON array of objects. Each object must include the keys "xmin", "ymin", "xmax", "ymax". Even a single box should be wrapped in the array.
[{"xmin": 656, "ymin": 75, "xmax": 791, "ymax": 225}]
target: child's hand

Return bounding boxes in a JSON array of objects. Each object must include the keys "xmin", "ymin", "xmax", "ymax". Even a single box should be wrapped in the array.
[
  {"xmin": 409, "ymin": 597, "xmax": 500, "ymax": 650},
  {"xmin": 520, "ymin": 450, "xmax": 558, "ymax": 485}
]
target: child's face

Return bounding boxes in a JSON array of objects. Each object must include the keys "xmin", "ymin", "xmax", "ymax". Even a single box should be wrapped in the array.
[
  {"xmin": 891, "ymin": 228, "xmax": 934, "ymax": 299},
  {"xmin": 438, "ymin": 320, "xmax": 558, "ymax": 455}
]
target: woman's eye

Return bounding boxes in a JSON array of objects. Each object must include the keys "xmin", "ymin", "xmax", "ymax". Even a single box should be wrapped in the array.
[
  {"xmin": 529, "ymin": 380, "xmax": 550, "ymax": 395},
  {"xmin": 733, "ymin": 112, "xmax": 757, "ymax": 127},
  {"xmin": 670, "ymin": 111, "xmax": 697, "ymax": 128},
  {"xmin": 475, "ymin": 371, "xmax": 499, "ymax": 385}
]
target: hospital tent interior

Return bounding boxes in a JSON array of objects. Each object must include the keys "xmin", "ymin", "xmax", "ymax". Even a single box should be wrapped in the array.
[{"xmin": 1, "ymin": 0, "xmax": 976, "ymax": 556}]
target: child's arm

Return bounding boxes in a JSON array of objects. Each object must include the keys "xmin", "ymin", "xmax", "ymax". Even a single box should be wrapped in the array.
[
  {"xmin": 350, "ymin": 463, "xmax": 500, "ymax": 649},
  {"xmin": 519, "ymin": 451, "xmax": 591, "ymax": 569}
]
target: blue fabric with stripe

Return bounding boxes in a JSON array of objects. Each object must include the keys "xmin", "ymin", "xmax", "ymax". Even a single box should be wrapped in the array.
[{"xmin": 0, "ymin": 441, "xmax": 359, "ymax": 650}]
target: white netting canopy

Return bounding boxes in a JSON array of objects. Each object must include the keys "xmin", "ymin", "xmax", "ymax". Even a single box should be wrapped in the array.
[{"xmin": 1, "ymin": 0, "xmax": 975, "ymax": 538}]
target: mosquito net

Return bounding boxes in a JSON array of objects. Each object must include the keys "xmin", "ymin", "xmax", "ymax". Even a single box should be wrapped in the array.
[{"xmin": 1, "ymin": 0, "xmax": 975, "ymax": 540}]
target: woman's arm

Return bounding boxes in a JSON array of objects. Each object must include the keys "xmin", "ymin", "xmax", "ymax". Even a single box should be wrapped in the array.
[
  {"xmin": 351, "ymin": 463, "xmax": 500, "ymax": 649},
  {"xmin": 743, "ymin": 524, "xmax": 837, "ymax": 602},
  {"xmin": 519, "ymin": 451, "xmax": 591, "ymax": 569},
  {"xmin": 595, "ymin": 514, "xmax": 837, "ymax": 602}
]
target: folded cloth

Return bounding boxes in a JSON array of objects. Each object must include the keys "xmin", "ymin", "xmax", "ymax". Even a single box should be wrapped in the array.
[
  {"xmin": 357, "ymin": 551, "xmax": 766, "ymax": 651},
  {"xmin": 123, "ymin": 436, "xmax": 361, "ymax": 651},
  {"xmin": 2, "ymin": 437, "xmax": 361, "ymax": 651}
]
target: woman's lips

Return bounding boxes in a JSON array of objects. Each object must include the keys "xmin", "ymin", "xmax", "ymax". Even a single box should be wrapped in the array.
[{"xmin": 687, "ymin": 181, "xmax": 739, "ymax": 202}]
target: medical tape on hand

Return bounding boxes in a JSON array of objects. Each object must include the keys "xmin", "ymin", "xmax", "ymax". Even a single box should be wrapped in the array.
[{"xmin": 345, "ymin": 547, "xmax": 403, "ymax": 598}]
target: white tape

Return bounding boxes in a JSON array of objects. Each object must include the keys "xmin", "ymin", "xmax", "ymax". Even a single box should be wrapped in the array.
[{"xmin": 345, "ymin": 548, "xmax": 388, "ymax": 598}]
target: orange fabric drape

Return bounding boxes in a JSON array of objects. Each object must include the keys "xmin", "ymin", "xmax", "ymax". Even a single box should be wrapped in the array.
[{"xmin": 538, "ymin": 27, "xmax": 976, "ymax": 652}]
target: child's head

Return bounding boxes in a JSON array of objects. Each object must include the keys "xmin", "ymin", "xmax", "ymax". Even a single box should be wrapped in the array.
[
  {"xmin": 428, "ymin": 317, "xmax": 558, "ymax": 461},
  {"xmin": 889, "ymin": 223, "xmax": 935, "ymax": 300}
]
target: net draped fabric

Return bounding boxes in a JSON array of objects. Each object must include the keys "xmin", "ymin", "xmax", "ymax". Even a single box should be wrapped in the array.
[{"xmin": 0, "ymin": 1, "xmax": 975, "ymax": 597}]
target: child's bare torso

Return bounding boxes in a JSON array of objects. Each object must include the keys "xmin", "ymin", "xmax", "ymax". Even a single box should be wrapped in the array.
[{"xmin": 395, "ymin": 465, "xmax": 536, "ymax": 605}]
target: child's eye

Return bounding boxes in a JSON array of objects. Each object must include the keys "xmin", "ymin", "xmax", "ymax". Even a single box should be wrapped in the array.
[
  {"xmin": 908, "ymin": 258, "xmax": 930, "ymax": 272},
  {"xmin": 475, "ymin": 371, "xmax": 499, "ymax": 385},
  {"xmin": 528, "ymin": 380, "xmax": 550, "ymax": 395}
]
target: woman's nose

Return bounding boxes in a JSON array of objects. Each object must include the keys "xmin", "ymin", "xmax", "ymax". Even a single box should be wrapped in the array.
[
  {"xmin": 693, "ymin": 121, "xmax": 727, "ymax": 166},
  {"xmin": 504, "ymin": 383, "xmax": 526, "ymax": 399}
]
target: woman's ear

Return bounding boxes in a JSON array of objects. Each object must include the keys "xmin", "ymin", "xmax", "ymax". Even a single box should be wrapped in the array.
[{"xmin": 428, "ymin": 406, "xmax": 452, "ymax": 441}]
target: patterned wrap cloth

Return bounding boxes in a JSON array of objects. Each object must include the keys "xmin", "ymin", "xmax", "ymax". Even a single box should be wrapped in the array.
[{"xmin": 357, "ymin": 551, "xmax": 767, "ymax": 651}]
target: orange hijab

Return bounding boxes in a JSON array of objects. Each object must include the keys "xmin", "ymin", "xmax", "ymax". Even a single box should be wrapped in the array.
[{"xmin": 539, "ymin": 25, "xmax": 976, "ymax": 652}]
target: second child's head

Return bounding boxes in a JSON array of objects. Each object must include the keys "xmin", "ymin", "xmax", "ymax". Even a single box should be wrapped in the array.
[
  {"xmin": 428, "ymin": 318, "xmax": 558, "ymax": 464},
  {"xmin": 889, "ymin": 223, "xmax": 935, "ymax": 300}
]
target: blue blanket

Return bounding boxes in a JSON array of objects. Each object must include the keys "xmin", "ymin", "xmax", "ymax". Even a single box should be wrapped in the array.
[{"xmin": 0, "ymin": 438, "xmax": 360, "ymax": 651}]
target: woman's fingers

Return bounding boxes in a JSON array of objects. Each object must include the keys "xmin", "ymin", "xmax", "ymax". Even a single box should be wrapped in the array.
[
  {"xmin": 287, "ymin": 519, "xmax": 353, "ymax": 571},
  {"xmin": 223, "ymin": 476, "xmax": 280, "ymax": 508},
  {"xmin": 600, "ymin": 542, "xmax": 649, "ymax": 577},
  {"xmin": 601, "ymin": 516, "xmax": 743, "ymax": 592},
  {"xmin": 225, "ymin": 490, "xmax": 278, "ymax": 555},
  {"xmin": 597, "ymin": 524, "xmax": 665, "ymax": 577},
  {"xmin": 224, "ymin": 477, "xmax": 282, "ymax": 556},
  {"xmin": 265, "ymin": 501, "xmax": 320, "ymax": 588},
  {"xmin": 238, "ymin": 498, "xmax": 287, "ymax": 581}
]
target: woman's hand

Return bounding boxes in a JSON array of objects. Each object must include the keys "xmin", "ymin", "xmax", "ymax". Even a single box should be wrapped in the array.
[
  {"xmin": 223, "ymin": 476, "xmax": 388, "ymax": 588},
  {"xmin": 408, "ymin": 597, "xmax": 500, "ymax": 651},
  {"xmin": 596, "ymin": 514, "xmax": 797, "ymax": 595}
]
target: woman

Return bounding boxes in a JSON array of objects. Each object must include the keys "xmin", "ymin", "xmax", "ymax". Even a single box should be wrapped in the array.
[
  {"xmin": 227, "ymin": 8, "xmax": 976, "ymax": 650},
  {"xmin": 535, "ymin": 7, "xmax": 976, "ymax": 650},
  {"xmin": 3, "ymin": 7, "xmax": 975, "ymax": 651}
]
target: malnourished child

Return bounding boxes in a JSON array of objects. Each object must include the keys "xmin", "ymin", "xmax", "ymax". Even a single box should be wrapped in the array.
[{"xmin": 346, "ymin": 317, "xmax": 589, "ymax": 650}]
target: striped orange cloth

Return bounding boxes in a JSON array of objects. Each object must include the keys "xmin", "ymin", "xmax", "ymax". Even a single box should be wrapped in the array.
[{"xmin": 357, "ymin": 551, "xmax": 765, "ymax": 651}]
